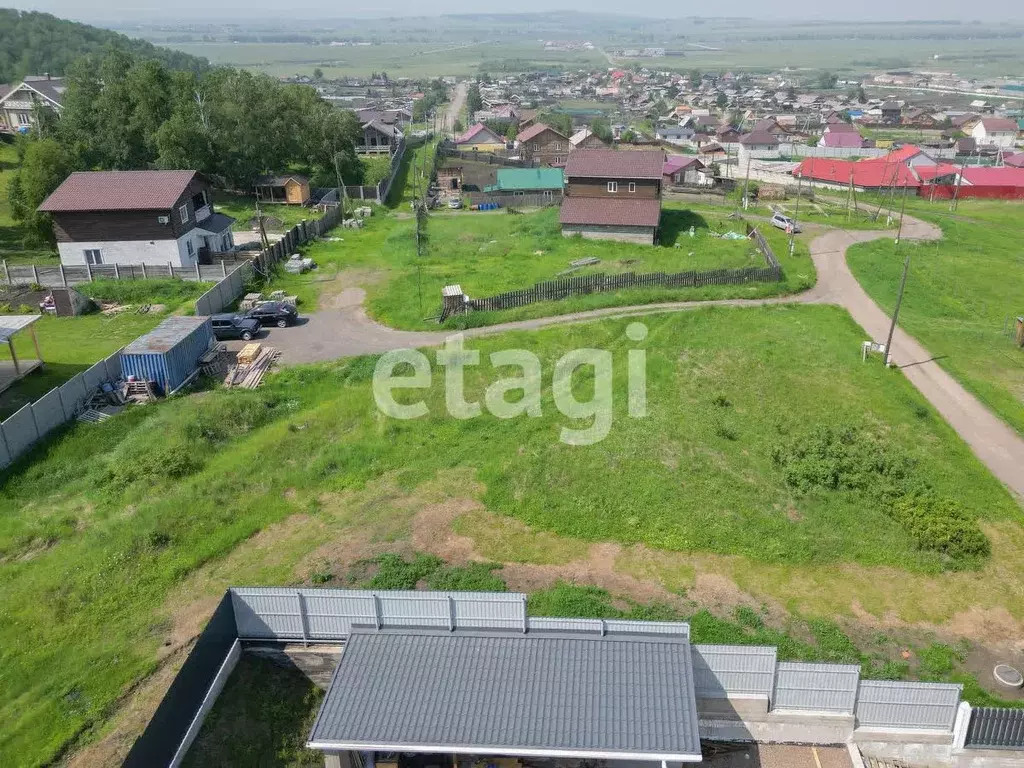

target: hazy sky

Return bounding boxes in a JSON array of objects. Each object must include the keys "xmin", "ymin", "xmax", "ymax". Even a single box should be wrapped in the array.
[{"xmin": 5, "ymin": 0, "xmax": 1023, "ymax": 23}]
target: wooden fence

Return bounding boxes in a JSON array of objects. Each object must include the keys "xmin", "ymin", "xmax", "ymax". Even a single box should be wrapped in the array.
[
  {"xmin": 442, "ymin": 221, "xmax": 782, "ymax": 320},
  {"xmin": 439, "ymin": 142, "xmax": 539, "ymax": 168}
]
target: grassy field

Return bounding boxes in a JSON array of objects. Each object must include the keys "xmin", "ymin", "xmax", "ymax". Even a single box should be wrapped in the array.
[
  {"xmin": 0, "ymin": 141, "xmax": 58, "ymax": 265},
  {"xmin": 847, "ymin": 198, "xmax": 1024, "ymax": 436},
  {"xmin": 269, "ymin": 203, "xmax": 814, "ymax": 329},
  {"xmin": 2, "ymin": 303, "xmax": 1023, "ymax": 764},
  {"xmin": 212, "ymin": 192, "xmax": 319, "ymax": 236},
  {"xmin": 166, "ymin": 41, "xmax": 607, "ymax": 79}
]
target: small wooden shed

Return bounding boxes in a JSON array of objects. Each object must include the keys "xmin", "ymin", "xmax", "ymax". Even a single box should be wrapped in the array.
[{"xmin": 254, "ymin": 175, "xmax": 311, "ymax": 205}]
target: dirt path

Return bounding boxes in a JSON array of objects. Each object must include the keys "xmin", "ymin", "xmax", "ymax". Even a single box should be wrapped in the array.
[
  {"xmin": 442, "ymin": 81, "xmax": 468, "ymax": 135},
  {"xmin": 267, "ymin": 212, "xmax": 1024, "ymax": 501}
]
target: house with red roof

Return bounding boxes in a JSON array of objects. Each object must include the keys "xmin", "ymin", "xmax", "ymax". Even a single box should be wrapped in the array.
[
  {"xmin": 455, "ymin": 123, "xmax": 507, "ymax": 153},
  {"xmin": 38, "ymin": 170, "xmax": 235, "ymax": 267},
  {"xmin": 560, "ymin": 149, "xmax": 665, "ymax": 244},
  {"xmin": 515, "ymin": 123, "xmax": 570, "ymax": 166}
]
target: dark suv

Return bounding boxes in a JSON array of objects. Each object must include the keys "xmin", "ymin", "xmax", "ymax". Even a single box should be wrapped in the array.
[
  {"xmin": 246, "ymin": 301, "xmax": 299, "ymax": 328},
  {"xmin": 211, "ymin": 314, "xmax": 261, "ymax": 341}
]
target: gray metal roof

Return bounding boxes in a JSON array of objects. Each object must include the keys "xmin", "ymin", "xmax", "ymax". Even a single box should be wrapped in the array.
[
  {"xmin": 123, "ymin": 316, "xmax": 210, "ymax": 355},
  {"xmin": 0, "ymin": 315, "xmax": 40, "ymax": 344},
  {"xmin": 308, "ymin": 628, "xmax": 702, "ymax": 761}
]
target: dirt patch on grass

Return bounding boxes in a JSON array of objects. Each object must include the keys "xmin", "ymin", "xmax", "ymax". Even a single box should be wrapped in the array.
[
  {"xmin": 411, "ymin": 498, "xmax": 484, "ymax": 563},
  {"xmin": 317, "ymin": 268, "xmax": 387, "ymax": 310}
]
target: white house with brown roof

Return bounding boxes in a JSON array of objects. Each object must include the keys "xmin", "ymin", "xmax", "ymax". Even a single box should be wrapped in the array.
[
  {"xmin": 38, "ymin": 171, "xmax": 235, "ymax": 267},
  {"xmin": 971, "ymin": 118, "xmax": 1018, "ymax": 150},
  {"xmin": 0, "ymin": 74, "xmax": 65, "ymax": 134}
]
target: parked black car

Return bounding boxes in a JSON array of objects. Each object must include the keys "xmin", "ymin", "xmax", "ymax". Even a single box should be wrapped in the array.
[
  {"xmin": 246, "ymin": 301, "xmax": 299, "ymax": 328},
  {"xmin": 211, "ymin": 314, "xmax": 261, "ymax": 341}
]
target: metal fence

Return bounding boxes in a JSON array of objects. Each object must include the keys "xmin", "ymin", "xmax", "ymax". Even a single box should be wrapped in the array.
[
  {"xmin": 773, "ymin": 662, "xmax": 861, "ymax": 713},
  {"xmin": 194, "ymin": 263, "xmax": 254, "ymax": 316},
  {"xmin": 966, "ymin": 707, "xmax": 1024, "ymax": 749},
  {"xmin": 855, "ymin": 680, "xmax": 962, "ymax": 730},
  {"xmin": 692, "ymin": 644, "xmax": 777, "ymax": 699},
  {"xmin": 342, "ymin": 136, "xmax": 407, "ymax": 204},
  {"xmin": 0, "ymin": 349, "xmax": 122, "ymax": 470}
]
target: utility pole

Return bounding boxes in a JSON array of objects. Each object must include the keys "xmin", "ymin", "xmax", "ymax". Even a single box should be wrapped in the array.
[
  {"xmin": 882, "ymin": 185, "xmax": 911, "ymax": 366},
  {"xmin": 789, "ymin": 170, "xmax": 802, "ymax": 256},
  {"xmin": 741, "ymin": 153, "xmax": 752, "ymax": 210},
  {"xmin": 950, "ymin": 149, "xmax": 970, "ymax": 212},
  {"xmin": 846, "ymin": 168, "xmax": 855, "ymax": 221}
]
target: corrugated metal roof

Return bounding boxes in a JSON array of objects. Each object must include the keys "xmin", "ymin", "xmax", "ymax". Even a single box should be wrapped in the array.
[
  {"xmin": 0, "ymin": 315, "xmax": 40, "ymax": 343},
  {"xmin": 560, "ymin": 197, "xmax": 662, "ymax": 228},
  {"xmin": 564, "ymin": 149, "xmax": 665, "ymax": 180},
  {"xmin": 309, "ymin": 628, "xmax": 701, "ymax": 759},
  {"xmin": 486, "ymin": 168, "xmax": 564, "ymax": 192},
  {"xmin": 123, "ymin": 316, "xmax": 210, "ymax": 355},
  {"xmin": 38, "ymin": 170, "xmax": 199, "ymax": 212}
]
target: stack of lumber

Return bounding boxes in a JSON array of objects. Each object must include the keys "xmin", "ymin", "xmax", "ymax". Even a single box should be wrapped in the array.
[
  {"xmin": 239, "ymin": 292, "xmax": 264, "ymax": 311},
  {"xmin": 237, "ymin": 343, "xmax": 262, "ymax": 365},
  {"xmin": 224, "ymin": 346, "xmax": 279, "ymax": 389}
]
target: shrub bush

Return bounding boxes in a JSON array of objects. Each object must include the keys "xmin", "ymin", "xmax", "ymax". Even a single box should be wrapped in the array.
[{"xmin": 889, "ymin": 493, "xmax": 990, "ymax": 561}]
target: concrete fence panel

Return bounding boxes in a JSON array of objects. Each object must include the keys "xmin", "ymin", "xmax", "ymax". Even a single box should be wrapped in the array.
[
  {"xmin": 103, "ymin": 351, "xmax": 123, "ymax": 383},
  {"xmin": 856, "ymin": 680, "xmax": 962, "ymax": 730},
  {"xmin": 693, "ymin": 644, "xmax": 777, "ymax": 699},
  {"xmin": 81, "ymin": 359, "xmax": 109, "ymax": 392},
  {"xmin": 0, "ymin": 424, "xmax": 11, "ymax": 467},
  {"xmin": 1, "ymin": 404, "xmax": 38, "ymax": 459},
  {"xmin": 31, "ymin": 388, "xmax": 66, "ymax": 436},
  {"xmin": 773, "ymin": 662, "xmax": 861, "ymax": 713},
  {"xmin": 193, "ymin": 264, "xmax": 250, "ymax": 316},
  {"xmin": 59, "ymin": 375, "xmax": 88, "ymax": 414}
]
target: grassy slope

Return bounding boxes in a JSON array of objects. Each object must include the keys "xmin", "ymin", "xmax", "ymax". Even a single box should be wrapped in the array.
[
  {"xmin": 271, "ymin": 203, "xmax": 815, "ymax": 328},
  {"xmin": 847, "ymin": 199, "xmax": 1024, "ymax": 436},
  {"xmin": 1, "ymin": 304, "xmax": 1020, "ymax": 764}
]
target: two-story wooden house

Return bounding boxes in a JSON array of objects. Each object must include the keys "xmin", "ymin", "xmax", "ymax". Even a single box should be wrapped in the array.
[
  {"xmin": 515, "ymin": 123, "xmax": 571, "ymax": 166},
  {"xmin": 38, "ymin": 170, "xmax": 235, "ymax": 267},
  {"xmin": 559, "ymin": 149, "xmax": 664, "ymax": 244},
  {"xmin": 0, "ymin": 74, "xmax": 65, "ymax": 134}
]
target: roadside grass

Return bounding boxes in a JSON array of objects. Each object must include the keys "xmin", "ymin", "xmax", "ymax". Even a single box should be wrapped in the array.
[
  {"xmin": 269, "ymin": 203, "xmax": 815, "ymax": 327},
  {"xmin": 846, "ymin": 199, "xmax": 1024, "ymax": 436},
  {"xmin": 1, "ymin": 304, "xmax": 1021, "ymax": 764},
  {"xmin": 741, "ymin": 198, "xmax": 898, "ymax": 231},
  {"xmin": 0, "ymin": 141, "xmax": 59, "ymax": 265}
]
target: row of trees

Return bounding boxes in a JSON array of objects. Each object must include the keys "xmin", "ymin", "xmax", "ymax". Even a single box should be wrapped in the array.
[{"xmin": 8, "ymin": 49, "xmax": 367, "ymax": 245}]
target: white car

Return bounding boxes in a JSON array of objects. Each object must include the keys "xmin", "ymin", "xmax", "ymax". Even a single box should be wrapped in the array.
[
  {"xmin": 770, "ymin": 213, "xmax": 801, "ymax": 233},
  {"xmin": 448, "ymin": 197, "xmax": 463, "ymax": 209}
]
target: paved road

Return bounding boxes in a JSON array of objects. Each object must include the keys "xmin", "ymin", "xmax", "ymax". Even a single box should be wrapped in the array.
[{"xmin": 243, "ymin": 213, "xmax": 1024, "ymax": 500}]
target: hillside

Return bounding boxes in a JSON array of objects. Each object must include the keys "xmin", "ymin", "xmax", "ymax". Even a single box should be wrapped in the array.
[{"xmin": 0, "ymin": 9, "xmax": 208, "ymax": 82}]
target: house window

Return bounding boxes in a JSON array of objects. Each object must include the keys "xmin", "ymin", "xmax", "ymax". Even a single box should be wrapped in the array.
[
  {"xmin": 17, "ymin": 112, "xmax": 30, "ymax": 126},
  {"xmin": 629, "ymin": 182, "xmax": 637, "ymax": 193},
  {"xmin": 179, "ymin": 204, "xmax": 189, "ymax": 223},
  {"xmin": 186, "ymin": 239, "xmax": 194, "ymax": 256},
  {"xmin": 83, "ymin": 249, "xmax": 102, "ymax": 265},
  {"xmin": 607, "ymin": 181, "xmax": 618, "ymax": 193}
]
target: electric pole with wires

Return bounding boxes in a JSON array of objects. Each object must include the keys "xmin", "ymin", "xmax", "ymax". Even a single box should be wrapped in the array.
[{"xmin": 882, "ymin": 184, "xmax": 911, "ymax": 366}]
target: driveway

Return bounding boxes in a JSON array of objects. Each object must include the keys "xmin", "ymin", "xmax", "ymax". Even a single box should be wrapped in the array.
[{"xmin": 240, "ymin": 212, "xmax": 1024, "ymax": 501}]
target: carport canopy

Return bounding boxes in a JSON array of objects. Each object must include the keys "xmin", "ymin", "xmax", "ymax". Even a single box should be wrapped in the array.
[{"xmin": 307, "ymin": 626, "xmax": 702, "ymax": 763}]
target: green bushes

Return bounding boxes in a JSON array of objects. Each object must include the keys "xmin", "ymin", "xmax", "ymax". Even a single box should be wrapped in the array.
[{"xmin": 772, "ymin": 424, "xmax": 988, "ymax": 566}]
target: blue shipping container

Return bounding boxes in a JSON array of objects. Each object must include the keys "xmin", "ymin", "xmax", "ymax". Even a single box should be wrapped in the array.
[{"xmin": 121, "ymin": 316, "xmax": 213, "ymax": 394}]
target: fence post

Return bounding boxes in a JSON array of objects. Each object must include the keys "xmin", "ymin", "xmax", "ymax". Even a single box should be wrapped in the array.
[
  {"xmin": 168, "ymin": 262, "xmax": 174, "ymax": 278},
  {"xmin": 521, "ymin": 594, "xmax": 528, "ymax": 634},
  {"xmin": 221, "ymin": 261, "xmax": 227, "ymax": 278},
  {"xmin": 86, "ymin": 263, "xmax": 92, "ymax": 282},
  {"xmin": 373, "ymin": 595, "xmax": 382, "ymax": 630},
  {"xmin": 0, "ymin": 423, "xmax": 10, "ymax": 464},
  {"xmin": 27, "ymin": 403, "xmax": 40, "ymax": 445},
  {"xmin": 113, "ymin": 263, "xmax": 120, "ymax": 280},
  {"xmin": 296, "ymin": 592, "xmax": 309, "ymax": 647},
  {"xmin": 952, "ymin": 701, "xmax": 971, "ymax": 748},
  {"xmin": 32, "ymin": 264, "xmax": 38, "ymax": 284},
  {"xmin": 141, "ymin": 262, "xmax": 147, "ymax": 279},
  {"xmin": 2, "ymin": 259, "xmax": 8, "ymax": 285},
  {"xmin": 59, "ymin": 264, "xmax": 66, "ymax": 287},
  {"xmin": 448, "ymin": 596, "xmax": 456, "ymax": 632},
  {"xmin": 195, "ymin": 262, "xmax": 201, "ymax": 280}
]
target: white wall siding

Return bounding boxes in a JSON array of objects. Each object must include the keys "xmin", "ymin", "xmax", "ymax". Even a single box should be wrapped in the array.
[{"xmin": 58, "ymin": 239, "xmax": 186, "ymax": 267}]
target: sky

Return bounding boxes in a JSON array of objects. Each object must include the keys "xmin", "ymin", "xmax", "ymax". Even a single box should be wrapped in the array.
[{"xmin": 6, "ymin": 0, "xmax": 1023, "ymax": 23}]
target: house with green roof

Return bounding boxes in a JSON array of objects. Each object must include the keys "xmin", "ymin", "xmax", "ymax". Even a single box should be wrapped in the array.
[{"xmin": 483, "ymin": 168, "xmax": 564, "ymax": 204}]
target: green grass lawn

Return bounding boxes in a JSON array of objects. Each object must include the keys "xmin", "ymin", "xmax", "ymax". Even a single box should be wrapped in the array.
[
  {"xmin": 269, "ymin": 204, "xmax": 815, "ymax": 328},
  {"xmin": 213, "ymin": 192, "xmax": 318, "ymax": 236},
  {"xmin": 847, "ymin": 199, "xmax": 1024, "ymax": 436},
  {"xmin": 1, "ymin": 303, "xmax": 1021, "ymax": 765},
  {"xmin": 0, "ymin": 141, "xmax": 59, "ymax": 265}
]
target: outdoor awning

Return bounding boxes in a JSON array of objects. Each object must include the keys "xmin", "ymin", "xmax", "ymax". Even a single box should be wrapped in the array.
[
  {"xmin": 0, "ymin": 315, "xmax": 40, "ymax": 344},
  {"xmin": 307, "ymin": 627, "xmax": 702, "ymax": 762}
]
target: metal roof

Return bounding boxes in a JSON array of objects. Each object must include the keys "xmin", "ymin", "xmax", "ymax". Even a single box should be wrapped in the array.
[
  {"xmin": 0, "ymin": 315, "xmax": 40, "ymax": 344},
  {"xmin": 560, "ymin": 197, "xmax": 662, "ymax": 228},
  {"xmin": 38, "ymin": 170, "xmax": 199, "ymax": 212},
  {"xmin": 308, "ymin": 628, "xmax": 701, "ymax": 761},
  {"xmin": 123, "ymin": 316, "xmax": 210, "ymax": 355},
  {"xmin": 564, "ymin": 149, "xmax": 665, "ymax": 180},
  {"xmin": 485, "ymin": 168, "xmax": 564, "ymax": 192}
]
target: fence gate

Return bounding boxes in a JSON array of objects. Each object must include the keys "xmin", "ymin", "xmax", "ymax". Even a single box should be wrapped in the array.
[{"xmin": 966, "ymin": 707, "xmax": 1024, "ymax": 749}]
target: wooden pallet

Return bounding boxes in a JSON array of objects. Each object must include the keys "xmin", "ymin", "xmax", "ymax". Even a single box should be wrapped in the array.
[
  {"xmin": 77, "ymin": 409, "xmax": 112, "ymax": 424},
  {"xmin": 224, "ymin": 347, "xmax": 279, "ymax": 389}
]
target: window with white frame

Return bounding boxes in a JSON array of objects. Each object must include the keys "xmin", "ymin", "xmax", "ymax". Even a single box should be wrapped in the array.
[
  {"xmin": 178, "ymin": 203, "xmax": 189, "ymax": 223},
  {"xmin": 186, "ymin": 239, "xmax": 194, "ymax": 256},
  {"xmin": 83, "ymin": 249, "xmax": 102, "ymax": 265},
  {"xmin": 17, "ymin": 112, "xmax": 31, "ymax": 126},
  {"xmin": 629, "ymin": 182, "xmax": 637, "ymax": 193},
  {"xmin": 607, "ymin": 181, "xmax": 618, "ymax": 193}
]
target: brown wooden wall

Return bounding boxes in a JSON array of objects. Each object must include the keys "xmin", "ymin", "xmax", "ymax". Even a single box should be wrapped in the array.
[{"xmin": 566, "ymin": 178, "xmax": 661, "ymax": 199}]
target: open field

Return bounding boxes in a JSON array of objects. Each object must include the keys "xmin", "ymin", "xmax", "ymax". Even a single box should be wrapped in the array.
[
  {"xmin": 269, "ymin": 204, "xmax": 814, "ymax": 329},
  {"xmin": 2, "ymin": 304, "xmax": 1023, "ymax": 764},
  {"xmin": 165, "ymin": 41, "xmax": 607, "ymax": 79},
  {"xmin": 847, "ymin": 199, "xmax": 1024, "ymax": 437}
]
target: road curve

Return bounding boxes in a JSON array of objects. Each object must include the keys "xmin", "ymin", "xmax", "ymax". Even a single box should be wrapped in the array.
[{"xmin": 263, "ymin": 212, "xmax": 1024, "ymax": 500}]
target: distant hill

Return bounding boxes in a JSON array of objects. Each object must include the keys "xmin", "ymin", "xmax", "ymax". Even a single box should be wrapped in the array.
[{"xmin": 0, "ymin": 9, "xmax": 209, "ymax": 83}]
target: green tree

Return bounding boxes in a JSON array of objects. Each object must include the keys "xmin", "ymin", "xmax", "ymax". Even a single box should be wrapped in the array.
[
  {"xmin": 715, "ymin": 92, "xmax": 728, "ymax": 109},
  {"xmin": 818, "ymin": 71, "xmax": 839, "ymax": 89},
  {"xmin": 621, "ymin": 129, "xmax": 637, "ymax": 144},
  {"xmin": 453, "ymin": 118, "xmax": 464, "ymax": 133},
  {"xmin": 536, "ymin": 111, "xmax": 572, "ymax": 137},
  {"xmin": 786, "ymin": 86, "xmax": 797, "ymax": 102},
  {"xmin": 590, "ymin": 116, "xmax": 612, "ymax": 143},
  {"xmin": 7, "ymin": 138, "xmax": 77, "ymax": 245},
  {"xmin": 313, "ymin": 67, "xmax": 324, "ymax": 80},
  {"xmin": 466, "ymin": 82, "xmax": 483, "ymax": 116},
  {"xmin": 688, "ymin": 69, "xmax": 702, "ymax": 87}
]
